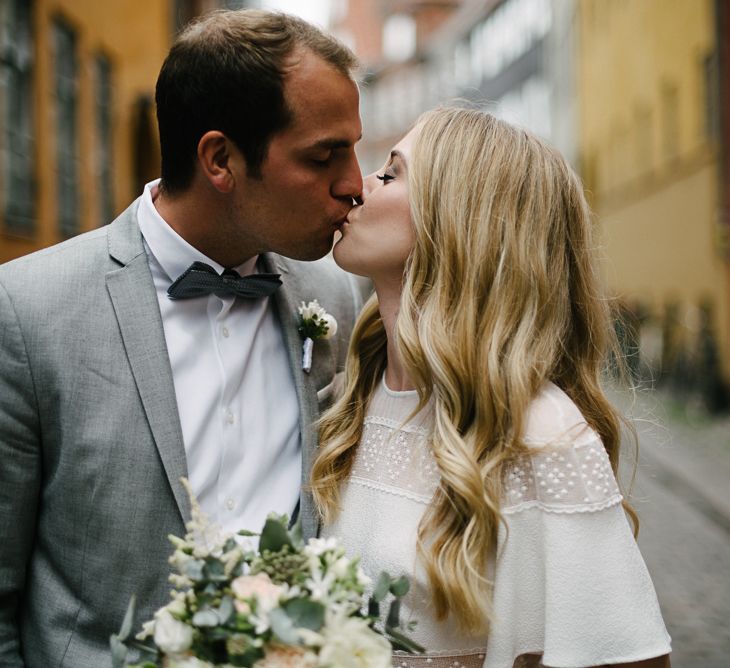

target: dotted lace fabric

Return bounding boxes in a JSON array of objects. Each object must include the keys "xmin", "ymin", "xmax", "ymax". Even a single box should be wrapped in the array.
[
  {"xmin": 351, "ymin": 382, "xmax": 622, "ymax": 517},
  {"xmin": 335, "ymin": 378, "xmax": 626, "ymax": 668}
]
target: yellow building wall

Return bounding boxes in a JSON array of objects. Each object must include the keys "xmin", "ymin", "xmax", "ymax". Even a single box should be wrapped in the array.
[
  {"xmin": 578, "ymin": 0, "xmax": 729, "ymax": 378},
  {"xmin": 0, "ymin": 0, "xmax": 170, "ymax": 263}
]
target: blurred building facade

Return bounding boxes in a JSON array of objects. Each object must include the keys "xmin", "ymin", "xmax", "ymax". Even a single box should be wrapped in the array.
[
  {"xmin": 334, "ymin": 0, "xmax": 729, "ymax": 405},
  {"xmin": 332, "ymin": 0, "xmax": 577, "ymax": 172},
  {"xmin": 579, "ymin": 0, "xmax": 728, "ymax": 407},
  {"xmin": 0, "ymin": 0, "xmax": 254, "ymax": 264}
]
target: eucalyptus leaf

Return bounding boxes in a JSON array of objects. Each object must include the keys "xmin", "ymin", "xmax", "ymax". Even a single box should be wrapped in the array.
[
  {"xmin": 217, "ymin": 595, "xmax": 235, "ymax": 624},
  {"xmin": 386, "ymin": 598, "xmax": 401, "ymax": 629},
  {"xmin": 367, "ymin": 597, "xmax": 380, "ymax": 619},
  {"xmin": 109, "ymin": 634, "xmax": 128, "ymax": 668},
  {"xmin": 237, "ymin": 529, "xmax": 260, "ymax": 537},
  {"xmin": 386, "ymin": 626, "xmax": 426, "ymax": 654},
  {"xmin": 372, "ymin": 572, "xmax": 391, "ymax": 602},
  {"xmin": 288, "ymin": 516, "xmax": 303, "ymax": 548},
  {"xmin": 284, "ymin": 597, "xmax": 325, "ymax": 631},
  {"xmin": 204, "ymin": 557, "xmax": 227, "ymax": 582},
  {"xmin": 182, "ymin": 558, "xmax": 205, "ymax": 581},
  {"xmin": 192, "ymin": 608, "xmax": 220, "ymax": 627},
  {"xmin": 259, "ymin": 518, "xmax": 293, "ymax": 553},
  {"xmin": 268, "ymin": 607, "xmax": 300, "ymax": 644},
  {"xmin": 389, "ymin": 575, "xmax": 410, "ymax": 598},
  {"xmin": 118, "ymin": 595, "xmax": 136, "ymax": 641}
]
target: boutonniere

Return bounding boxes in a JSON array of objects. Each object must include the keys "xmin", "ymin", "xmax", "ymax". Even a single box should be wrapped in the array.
[{"xmin": 298, "ymin": 299, "xmax": 337, "ymax": 373}]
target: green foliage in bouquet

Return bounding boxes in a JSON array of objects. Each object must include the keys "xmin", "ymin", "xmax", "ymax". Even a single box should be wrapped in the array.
[{"xmin": 111, "ymin": 480, "xmax": 423, "ymax": 668}]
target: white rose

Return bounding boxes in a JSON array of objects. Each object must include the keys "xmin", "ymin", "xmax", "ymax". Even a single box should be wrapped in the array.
[
  {"xmin": 318, "ymin": 615, "xmax": 391, "ymax": 668},
  {"xmin": 231, "ymin": 572, "xmax": 283, "ymax": 615},
  {"xmin": 321, "ymin": 314, "xmax": 338, "ymax": 340},
  {"xmin": 154, "ymin": 609, "xmax": 193, "ymax": 654},
  {"xmin": 166, "ymin": 592, "xmax": 187, "ymax": 617},
  {"xmin": 135, "ymin": 618, "xmax": 155, "ymax": 641},
  {"xmin": 304, "ymin": 537, "xmax": 339, "ymax": 558},
  {"xmin": 331, "ymin": 555, "xmax": 351, "ymax": 579}
]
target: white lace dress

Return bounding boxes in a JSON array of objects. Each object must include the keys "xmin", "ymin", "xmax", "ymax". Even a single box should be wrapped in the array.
[{"xmin": 322, "ymin": 377, "xmax": 671, "ymax": 668}]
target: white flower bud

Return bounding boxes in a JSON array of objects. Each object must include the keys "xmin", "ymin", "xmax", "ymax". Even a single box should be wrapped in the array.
[{"xmin": 153, "ymin": 609, "xmax": 193, "ymax": 654}]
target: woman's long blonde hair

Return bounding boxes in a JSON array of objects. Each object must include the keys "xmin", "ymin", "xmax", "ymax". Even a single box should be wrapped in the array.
[{"xmin": 310, "ymin": 107, "xmax": 630, "ymax": 634}]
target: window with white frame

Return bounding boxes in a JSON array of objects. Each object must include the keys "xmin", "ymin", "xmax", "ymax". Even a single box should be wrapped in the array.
[
  {"xmin": 1, "ymin": 0, "xmax": 35, "ymax": 235},
  {"xmin": 53, "ymin": 17, "xmax": 79, "ymax": 238},
  {"xmin": 95, "ymin": 53, "xmax": 114, "ymax": 226}
]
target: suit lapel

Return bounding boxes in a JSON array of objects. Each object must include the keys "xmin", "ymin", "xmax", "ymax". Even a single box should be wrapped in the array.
[
  {"xmin": 105, "ymin": 203, "xmax": 190, "ymax": 524},
  {"xmin": 263, "ymin": 254, "xmax": 328, "ymax": 539}
]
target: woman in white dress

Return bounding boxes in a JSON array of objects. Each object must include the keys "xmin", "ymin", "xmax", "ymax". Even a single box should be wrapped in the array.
[{"xmin": 310, "ymin": 107, "xmax": 671, "ymax": 668}]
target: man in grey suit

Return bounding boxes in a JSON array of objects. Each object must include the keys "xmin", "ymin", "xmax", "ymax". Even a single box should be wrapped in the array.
[{"xmin": 0, "ymin": 9, "xmax": 364, "ymax": 666}]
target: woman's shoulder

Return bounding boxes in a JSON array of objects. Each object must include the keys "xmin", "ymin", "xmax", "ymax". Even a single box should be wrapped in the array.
[
  {"xmin": 522, "ymin": 381, "xmax": 601, "ymax": 450},
  {"xmin": 503, "ymin": 382, "xmax": 621, "ymax": 515}
]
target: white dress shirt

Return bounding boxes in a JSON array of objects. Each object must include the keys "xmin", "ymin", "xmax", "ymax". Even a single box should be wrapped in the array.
[{"xmin": 137, "ymin": 179, "xmax": 301, "ymax": 536}]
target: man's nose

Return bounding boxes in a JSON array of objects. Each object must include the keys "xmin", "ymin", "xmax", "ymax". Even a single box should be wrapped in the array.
[{"xmin": 332, "ymin": 153, "xmax": 363, "ymax": 201}]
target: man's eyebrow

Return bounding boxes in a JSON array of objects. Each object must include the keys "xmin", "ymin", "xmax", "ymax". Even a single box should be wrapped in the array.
[{"xmin": 309, "ymin": 135, "xmax": 363, "ymax": 151}]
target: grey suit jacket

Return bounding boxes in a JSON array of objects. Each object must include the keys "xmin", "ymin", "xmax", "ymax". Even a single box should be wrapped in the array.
[{"xmin": 0, "ymin": 200, "xmax": 363, "ymax": 666}]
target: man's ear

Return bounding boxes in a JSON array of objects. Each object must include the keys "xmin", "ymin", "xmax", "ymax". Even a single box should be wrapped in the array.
[{"xmin": 197, "ymin": 131, "xmax": 236, "ymax": 193}]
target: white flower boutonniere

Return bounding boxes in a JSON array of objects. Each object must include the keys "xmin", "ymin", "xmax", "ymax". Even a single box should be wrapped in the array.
[{"xmin": 298, "ymin": 299, "xmax": 337, "ymax": 373}]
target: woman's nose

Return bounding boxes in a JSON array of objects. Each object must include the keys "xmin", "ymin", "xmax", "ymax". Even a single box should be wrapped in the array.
[{"xmin": 361, "ymin": 171, "xmax": 380, "ymax": 198}]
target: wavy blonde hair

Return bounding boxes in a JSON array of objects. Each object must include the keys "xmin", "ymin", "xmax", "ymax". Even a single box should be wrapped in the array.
[{"xmin": 311, "ymin": 107, "xmax": 633, "ymax": 635}]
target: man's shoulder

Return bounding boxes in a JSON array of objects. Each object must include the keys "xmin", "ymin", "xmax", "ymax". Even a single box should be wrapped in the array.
[
  {"xmin": 0, "ymin": 201, "xmax": 145, "ymax": 306},
  {"xmin": 0, "ymin": 200, "xmax": 142, "ymax": 283},
  {"xmin": 0, "ymin": 227, "xmax": 107, "ymax": 286}
]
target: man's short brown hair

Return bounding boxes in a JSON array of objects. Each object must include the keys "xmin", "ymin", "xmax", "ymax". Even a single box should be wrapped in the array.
[{"xmin": 155, "ymin": 9, "xmax": 358, "ymax": 193}]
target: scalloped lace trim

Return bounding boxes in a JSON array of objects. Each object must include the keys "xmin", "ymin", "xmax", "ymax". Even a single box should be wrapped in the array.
[
  {"xmin": 349, "ymin": 475, "xmax": 433, "ymax": 504},
  {"xmin": 502, "ymin": 493, "xmax": 623, "ymax": 515},
  {"xmin": 365, "ymin": 414, "xmax": 431, "ymax": 435}
]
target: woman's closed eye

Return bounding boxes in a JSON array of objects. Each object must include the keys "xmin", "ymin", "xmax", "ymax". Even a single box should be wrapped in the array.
[{"xmin": 376, "ymin": 173, "xmax": 394, "ymax": 183}]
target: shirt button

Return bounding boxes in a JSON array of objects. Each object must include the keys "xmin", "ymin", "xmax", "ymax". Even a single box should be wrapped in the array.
[
  {"xmin": 226, "ymin": 412, "xmax": 234, "ymax": 424},
  {"xmin": 222, "ymin": 326, "xmax": 230, "ymax": 338},
  {"xmin": 225, "ymin": 498, "xmax": 235, "ymax": 510}
]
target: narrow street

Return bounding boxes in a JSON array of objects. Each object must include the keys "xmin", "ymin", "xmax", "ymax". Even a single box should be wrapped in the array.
[{"xmin": 615, "ymin": 389, "xmax": 730, "ymax": 667}]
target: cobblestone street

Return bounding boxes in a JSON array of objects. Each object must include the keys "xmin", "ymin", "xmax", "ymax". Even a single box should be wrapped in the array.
[{"xmin": 613, "ymin": 388, "xmax": 730, "ymax": 667}]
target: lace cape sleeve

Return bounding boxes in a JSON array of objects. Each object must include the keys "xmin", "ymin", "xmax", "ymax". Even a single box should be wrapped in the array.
[{"xmin": 485, "ymin": 383, "xmax": 671, "ymax": 668}]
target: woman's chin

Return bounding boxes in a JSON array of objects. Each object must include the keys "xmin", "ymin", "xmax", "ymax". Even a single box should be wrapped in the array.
[{"xmin": 332, "ymin": 245, "xmax": 372, "ymax": 279}]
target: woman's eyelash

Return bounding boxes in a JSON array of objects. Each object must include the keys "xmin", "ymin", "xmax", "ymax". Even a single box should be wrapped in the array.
[{"xmin": 376, "ymin": 173, "xmax": 394, "ymax": 183}]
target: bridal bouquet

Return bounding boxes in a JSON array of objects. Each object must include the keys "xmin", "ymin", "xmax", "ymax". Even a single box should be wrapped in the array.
[{"xmin": 111, "ymin": 481, "xmax": 421, "ymax": 668}]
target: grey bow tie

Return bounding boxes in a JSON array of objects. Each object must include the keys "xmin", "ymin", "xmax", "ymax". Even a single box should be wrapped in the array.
[{"xmin": 167, "ymin": 261, "xmax": 282, "ymax": 300}]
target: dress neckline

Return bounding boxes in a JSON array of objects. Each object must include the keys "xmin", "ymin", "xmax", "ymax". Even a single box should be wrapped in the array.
[{"xmin": 381, "ymin": 372, "xmax": 419, "ymax": 398}]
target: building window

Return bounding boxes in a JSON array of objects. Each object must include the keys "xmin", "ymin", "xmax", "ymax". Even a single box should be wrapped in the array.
[
  {"xmin": 1, "ymin": 0, "xmax": 35, "ymax": 235},
  {"xmin": 382, "ymin": 14, "xmax": 416, "ymax": 63},
  {"xmin": 634, "ymin": 104, "xmax": 652, "ymax": 175},
  {"xmin": 703, "ymin": 50, "xmax": 719, "ymax": 142},
  {"xmin": 661, "ymin": 81, "xmax": 679, "ymax": 162},
  {"xmin": 94, "ymin": 53, "xmax": 114, "ymax": 225},
  {"xmin": 53, "ymin": 17, "xmax": 79, "ymax": 239}
]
